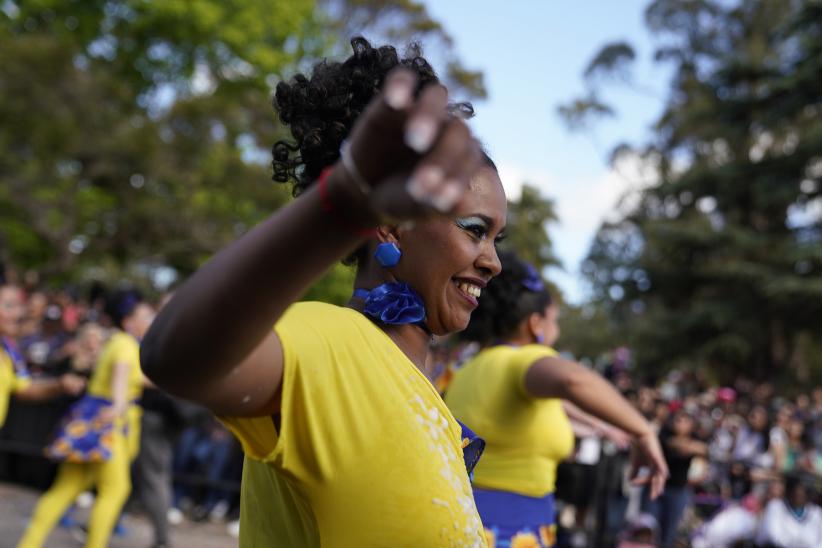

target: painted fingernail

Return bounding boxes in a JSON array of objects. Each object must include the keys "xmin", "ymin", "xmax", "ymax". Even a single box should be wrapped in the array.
[
  {"xmin": 405, "ymin": 117, "xmax": 437, "ymax": 153},
  {"xmin": 407, "ymin": 166, "xmax": 444, "ymax": 199},
  {"xmin": 431, "ymin": 181, "xmax": 462, "ymax": 212},
  {"xmin": 406, "ymin": 178, "xmax": 425, "ymax": 201},
  {"xmin": 385, "ymin": 78, "xmax": 412, "ymax": 110}
]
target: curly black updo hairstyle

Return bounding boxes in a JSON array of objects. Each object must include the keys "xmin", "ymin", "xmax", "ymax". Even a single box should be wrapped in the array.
[
  {"xmin": 272, "ymin": 37, "xmax": 447, "ymax": 196},
  {"xmin": 461, "ymin": 251, "xmax": 553, "ymax": 345}
]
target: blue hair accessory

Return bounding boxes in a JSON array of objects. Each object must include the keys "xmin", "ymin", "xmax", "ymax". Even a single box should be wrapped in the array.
[
  {"xmin": 353, "ymin": 282, "xmax": 426, "ymax": 326},
  {"xmin": 521, "ymin": 263, "xmax": 545, "ymax": 292},
  {"xmin": 374, "ymin": 242, "xmax": 402, "ymax": 268},
  {"xmin": 117, "ymin": 292, "xmax": 141, "ymax": 318}
]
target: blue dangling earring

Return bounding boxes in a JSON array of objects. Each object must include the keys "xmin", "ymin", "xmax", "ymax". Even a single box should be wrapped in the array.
[
  {"xmin": 374, "ymin": 242, "xmax": 401, "ymax": 268},
  {"xmin": 535, "ymin": 333, "xmax": 545, "ymax": 345}
]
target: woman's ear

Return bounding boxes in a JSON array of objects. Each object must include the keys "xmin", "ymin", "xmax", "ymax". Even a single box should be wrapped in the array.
[{"xmin": 526, "ymin": 312, "xmax": 543, "ymax": 342}]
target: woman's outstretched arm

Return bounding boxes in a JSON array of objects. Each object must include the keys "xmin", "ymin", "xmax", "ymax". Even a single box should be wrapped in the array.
[
  {"xmin": 524, "ymin": 356, "xmax": 669, "ymax": 498},
  {"xmin": 561, "ymin": 400, "xmax": 631, "ymax": 448},
  {"xmin": 140, "ymin": 168, "xmax": 370, "ymax": 416},
  {"xmin": 140, "ymin": 71, "xmax": 482, "ymax": 417}
]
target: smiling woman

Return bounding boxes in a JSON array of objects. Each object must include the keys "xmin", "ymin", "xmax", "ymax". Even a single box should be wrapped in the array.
[{"xmin": 139, "ymin": 37, "xmax": 505, "ymax": 546}]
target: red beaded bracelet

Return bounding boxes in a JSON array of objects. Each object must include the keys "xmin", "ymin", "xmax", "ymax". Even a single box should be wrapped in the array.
[{"xmin": 317, "ymin": 167, "xmax": 378, "ymax": 239}]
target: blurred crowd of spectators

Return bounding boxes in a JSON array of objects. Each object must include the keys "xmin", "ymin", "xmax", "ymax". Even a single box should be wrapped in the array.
[
  {"xmin": 618, "ymin": 366, "xmax": 822, "ymax": 547},
  {"xmin": 551, "ymin": 356, "xmax": 821, "ymax": 547},
  {"xmin": 0, "ymin": 276, "xmax": 243, "ymax": 541}
]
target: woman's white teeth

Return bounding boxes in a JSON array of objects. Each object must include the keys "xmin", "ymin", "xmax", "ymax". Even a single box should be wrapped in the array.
[{"xmin": 456, "ymin": 281, "xmax": 481, "ymax": 298}]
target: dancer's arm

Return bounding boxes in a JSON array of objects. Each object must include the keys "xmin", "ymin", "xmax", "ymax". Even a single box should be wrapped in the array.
[
  {"xmin": 561, "ymin": 400, "xmax": 631, "ymax": 448},
  {"xmin": 109, "ymin": 362, "xmax": 130, "ymax": 418},
  {"xmin": 141, "ymin": 70, "xmax": 482, "ymax": 417},
  {"xmin": 524, "ymin": 356, "xmax": 669, "ymax": 498},
  {"xmin": 14, "ymin": 374, "xmax": 85, "ymax": 401}
]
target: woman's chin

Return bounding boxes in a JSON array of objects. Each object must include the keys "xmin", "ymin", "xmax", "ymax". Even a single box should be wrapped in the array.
[{"xmin": 432, "ymin": 316, "xmax": 470, "ymax": 336}]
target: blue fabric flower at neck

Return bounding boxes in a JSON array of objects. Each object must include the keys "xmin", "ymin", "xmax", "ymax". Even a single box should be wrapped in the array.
[{"xmin": 353, "ymin": 282, "xmax": 427, "ymax": 327}]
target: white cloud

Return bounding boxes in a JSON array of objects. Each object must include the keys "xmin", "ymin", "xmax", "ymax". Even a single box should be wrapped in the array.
[{"xmin": 497, "ymin": 152, "xmax": 657, "ymax": 303}]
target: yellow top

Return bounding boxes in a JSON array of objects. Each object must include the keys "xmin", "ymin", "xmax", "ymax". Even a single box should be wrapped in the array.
[
  {"xmin": 0, "ymin": 344, "xmax": 32, "ymax": 427},
  {"xmin": 219, "ymin": 302, "xmax": 485, "ymax": 547},
  {"xmin": 445, "ymin": 344, "xmax": 574, "ymax": 497},
  {"xmin": 87, "ymin": 331, "xmax": 144, "ymax": 401},
  {"xmin": 87, "ymin": 330, "xmax": 144, "ymax": 458}
]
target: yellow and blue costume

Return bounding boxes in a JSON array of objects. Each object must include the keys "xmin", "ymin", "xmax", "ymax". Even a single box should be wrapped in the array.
[
  {"xmin": 19, "ymin": 331, "xmax": 144, "ymax": 548},
  {"xmin": 446, "ymin": 344, "xmax": 575, "ymax": 548},
  {"xmin": 219, "ymin": 302, "xmax": 486, "ymax": 547},
  {"xmin": 1, "ymin": 337, "xmax": 32, "ymax": 428}
]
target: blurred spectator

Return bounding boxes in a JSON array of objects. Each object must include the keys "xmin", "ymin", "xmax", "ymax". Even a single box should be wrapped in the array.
[
  {"xmin": 733, "ymin": 406, "xmax": 769, "ymax": 465},
  {"xmin": 137, "ymin": 387, "xmax": 204, "ymax": 548},
  {"xmin": 643, "ymin": 409, "xmax": 708, "ymax": 547},
  {"xmin": 18, "ymin": 291, "xmax": 47, "ymax": 340},
  {"xmin": 172, "ymin": 417, "xmax": 241, "ymax": 522},
  {"xmin": 616, "ymin": 513, "xmax": 658, "ymax": 548},
  {"xmin": 757, "ymin": 475, "xmax": 822, "ymax": 547}
]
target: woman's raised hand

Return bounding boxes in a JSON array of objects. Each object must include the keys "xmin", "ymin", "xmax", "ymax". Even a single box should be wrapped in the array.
[{"xmin": 339, "ymin": 68, "xmax": 484, "ymax": 222}]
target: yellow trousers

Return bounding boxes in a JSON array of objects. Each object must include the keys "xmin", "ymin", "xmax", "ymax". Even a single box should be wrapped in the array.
[{"xmin": 18, "ymin": 408, "xmax": 141, "ymax": 548}]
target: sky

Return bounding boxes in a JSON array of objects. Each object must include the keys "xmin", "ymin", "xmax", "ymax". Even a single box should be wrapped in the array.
[{"xmin": 420, "ymin": 1, "xmax": 673, "ymax": 303}]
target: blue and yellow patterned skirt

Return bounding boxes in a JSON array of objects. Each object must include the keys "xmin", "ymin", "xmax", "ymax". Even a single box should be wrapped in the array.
[
  {"xmin": 45, "ymin": 395, "xmax": 122, "ymax": 463},
  {"xmin": 474, "ymin": 487, "xmax": 557, "ymax": 548}
]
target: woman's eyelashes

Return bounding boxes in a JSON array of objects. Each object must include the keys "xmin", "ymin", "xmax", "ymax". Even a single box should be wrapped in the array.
[
  {"xmin": 456, "ymin": 216, "xmax": 490, "ymax": 240},
  {"xmin": 455, "ymin": 216, "xmax": 506, "ymax": 244}
]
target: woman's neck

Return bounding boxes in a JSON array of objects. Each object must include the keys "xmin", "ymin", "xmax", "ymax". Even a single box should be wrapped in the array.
[
  {"xmin": 382, "ymin": 324, "xmax": 432, "ymax": 371},
  {"xmin": 501, "ymin": 335, "xmax": 537, "ymax": 347}
]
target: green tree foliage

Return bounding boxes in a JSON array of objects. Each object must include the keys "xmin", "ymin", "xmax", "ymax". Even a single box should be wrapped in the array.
[
  {"xmin": 0, "ymin": 0, "xmax": 317, "ymax": 284},
  {"xmin": 565, "ymin": 0, "xmax": 822, "ymax": 383}
]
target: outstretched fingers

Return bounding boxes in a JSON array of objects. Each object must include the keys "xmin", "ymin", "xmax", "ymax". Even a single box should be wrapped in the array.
[{"xmin": 343, "ymin": 67, "xmax": 484, "ymax": 220}]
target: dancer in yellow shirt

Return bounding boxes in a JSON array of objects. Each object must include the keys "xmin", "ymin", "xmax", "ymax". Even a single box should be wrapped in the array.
[
  {"xmin": 19, "ymin": 291, "xmax": 154, "ymax": 548},
  {"xmin": 141, "ymin": 37, "xmax": 506, "ymax": 546},
  {"xmin": 222, "ymin": 301, "xmax": 486, "ymax": 545},
  {"xmin": 446, "ymin": 252, "xmax": 668, "ymax": 547}
]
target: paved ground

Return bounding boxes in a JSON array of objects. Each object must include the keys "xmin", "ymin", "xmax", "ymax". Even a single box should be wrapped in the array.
[{"xmin": 0, "ymin": 482, "xmax": 238, "ymax": 548}]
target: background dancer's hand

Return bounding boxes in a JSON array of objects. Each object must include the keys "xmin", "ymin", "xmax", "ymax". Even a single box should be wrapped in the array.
[
  {"xmin": 59, "ymin": 373, "xmax": 86, "ymax": 396},
  {"xmin": 335, "ymin": 68, "xmax": 484, "ymax": 222},
  {"xmin": 629, "ymin": 430, "xmax": 669, "ymax": 500},
  {"xmin": 98, "ymin": 404, "xmax": 124, "ymax": 424}
]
